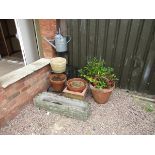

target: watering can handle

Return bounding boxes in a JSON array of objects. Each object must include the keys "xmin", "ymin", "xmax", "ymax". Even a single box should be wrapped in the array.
[
  {"xmin": 66, "ymin": 36, "xmax": 71, "ymax": 44},
  {"xmin": 43, "ymin": 37, "xmax": 56, "ymax": 49}
]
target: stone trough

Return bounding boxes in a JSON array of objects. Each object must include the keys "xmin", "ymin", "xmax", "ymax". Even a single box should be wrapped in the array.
[{"xmin": 33, "ymin": 92, "xmax": 91, "ymax": 121}]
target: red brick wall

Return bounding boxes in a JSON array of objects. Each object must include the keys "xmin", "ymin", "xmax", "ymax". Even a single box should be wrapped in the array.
[
  {"xmin": 38, "ymin": 19, "xmax": 57, "ymax": 58},
  {"xmin": 0, "ymin": 65, "xmax": 51, "ymax": 127}
]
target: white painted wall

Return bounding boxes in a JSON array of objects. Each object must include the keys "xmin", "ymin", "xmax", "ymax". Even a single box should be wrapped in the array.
[{"xmin": 15, "ymin": 19, "xmax": 40, "ymax": 65}]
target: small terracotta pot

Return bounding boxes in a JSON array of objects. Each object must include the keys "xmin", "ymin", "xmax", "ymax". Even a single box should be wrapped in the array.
[
  {"xmin": 67, "ymin": 78, "xmax": 87, "ymax": 92},
  {"xmin": 90, "ymin": 83, "xmax": 115, "ymax": 104},
  {"xmin": 49, "ymin": 73, "xmax": 67, "ymax": 92}
]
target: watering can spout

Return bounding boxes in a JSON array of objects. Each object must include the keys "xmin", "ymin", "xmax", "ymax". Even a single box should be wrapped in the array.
[{"xmin": 44, "ymin": 37, "xmax": 56, "ymax": 49}]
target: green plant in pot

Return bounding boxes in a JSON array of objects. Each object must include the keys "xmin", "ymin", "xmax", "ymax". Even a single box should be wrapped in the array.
[{"xmin": 79, "ymin": 58, "xmax": 117, "ymax": 104}]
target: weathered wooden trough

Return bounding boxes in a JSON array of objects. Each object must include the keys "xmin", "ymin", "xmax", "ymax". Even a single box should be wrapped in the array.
[{"xmin": 33, "ymin": 92, "xmax": 91, "ymax": 121}]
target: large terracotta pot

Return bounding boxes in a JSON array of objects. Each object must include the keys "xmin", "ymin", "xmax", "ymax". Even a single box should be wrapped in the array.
[
  {"xmin": 90, "ymin": 83, "xmax": 115, "ymax": 104},
  {"xmin": 49, "ymin": 73, "xmax": 67, "ymax": 92},
  {"xmin": 67, "ymin": 78, "xmax": 87, "ymax": 92}
]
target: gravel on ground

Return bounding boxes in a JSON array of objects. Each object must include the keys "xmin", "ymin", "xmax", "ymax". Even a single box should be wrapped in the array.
[{"xmin": 0, "ymin": 88, "xmax": 155, "ymax": 135}]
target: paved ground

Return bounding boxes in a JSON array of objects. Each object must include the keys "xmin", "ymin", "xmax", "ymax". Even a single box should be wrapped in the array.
[
  {"xmin": 0, "ymin": 88, "xmax": 155, "ymax": 135},
  {"xmin": 0, "ymin": 52, "xmax": 24, "ymax": 77}
]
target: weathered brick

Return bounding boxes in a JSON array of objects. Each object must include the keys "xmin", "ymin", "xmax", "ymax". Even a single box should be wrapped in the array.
[
  {"xmin": 38, "ymin": 19, "xmax": 56, "ymax": 58},
  {"xmin": 0, "ymin": 63, "xmax": 51, "ymax": 127},
  {"xmin": 0, "ymin": 87, "xmax": 4, "ymax": 93},
  {"xmin": 21, "ymin": 85, "xmax": 31, "ymax": 92},
  {"xmin": 16, "ymin": 82, "xmax": 25, "ymax": 90},
  {"xmin": 5, "ymin": 85, "xmax": 17, "ymax": 97},
  {"xmin": 27, "ymin": 85, "xmax": 39, "ymax": 96},
  {"xmin": 0, "ymin": 100, "xmax": 16, "ymax": 114},
  {"xmin": 0, "ymin": 92, "xmax": 5, "ymax": 101},
  {"xmin": 0, "ymin": 89, "xmax": 7, "ymax": 107},
  {"xmin": 3, "ymin": 93, "xmax": 29, "ymax": 114},
  {"xmin": 0, "ymin": 102, "xmax": 26, "ymax": 128},
  {"xmin": 24, "ymin": 75, "xmax": 38, "ymax": 86},
  {"xmin": 7, "ymin": 91, "xmax": 20, "ymax": 101},
  {"xmin": 35, "ymin": 65, "xmax": 51, "ymax": 76},
  {"xmin": 0, "ymin": 116, "xmax": 5, "ymax": 128},
  {"xmin": 38, "ymin": 73, "xmax": 48, "ymax": 80},
  {"xmin": 16, "ymin": 93, "xmax": 30, "ymax": 105}
]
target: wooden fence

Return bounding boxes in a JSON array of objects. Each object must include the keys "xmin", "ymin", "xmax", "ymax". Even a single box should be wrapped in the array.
[{"xmin": 60, "ymin": 19, "xmax": 155, "ymax": 94}]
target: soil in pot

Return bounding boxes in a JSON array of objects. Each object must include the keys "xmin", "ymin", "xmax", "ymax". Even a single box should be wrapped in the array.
[
  {"xmin": 90, "ymin": 83, "xmax": 115, "ymax": 104},
  {"xmin": 52, "ymin": 77, "xmax": 63, "ymax": 81},
  {"xmin": 49, "ymin": 73, "xmax": 67, "ymax": 92},
  {"xmin": 67, "ymin": 78, "xmax": 87, "ymax": 92}
]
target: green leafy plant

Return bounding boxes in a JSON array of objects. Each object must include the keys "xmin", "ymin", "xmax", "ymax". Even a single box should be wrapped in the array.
[
  {"xmin": 145, "ymin": 103, "xmax": 154, "ymax": 112},
  {"xmin": 78, "ymin": 57, "xmax": 118, "ymax": 89}
]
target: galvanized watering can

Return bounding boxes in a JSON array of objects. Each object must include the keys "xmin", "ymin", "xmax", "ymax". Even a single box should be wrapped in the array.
[{"xmin": 44, "ymin": 29, "xmax": 71, "ymax": 52}]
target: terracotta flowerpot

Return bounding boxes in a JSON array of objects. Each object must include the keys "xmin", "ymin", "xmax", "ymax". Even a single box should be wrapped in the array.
[
  {"xmin": 67, "ymin": 78, "xmax": 87, "ymax": 92},
  {"xmin": 90, "ymin": 83, "xmax": 115, "ymax": 104},
  {"xmin": 49, "ymin": 73, "xmax": 67, "ymax": 92}
]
